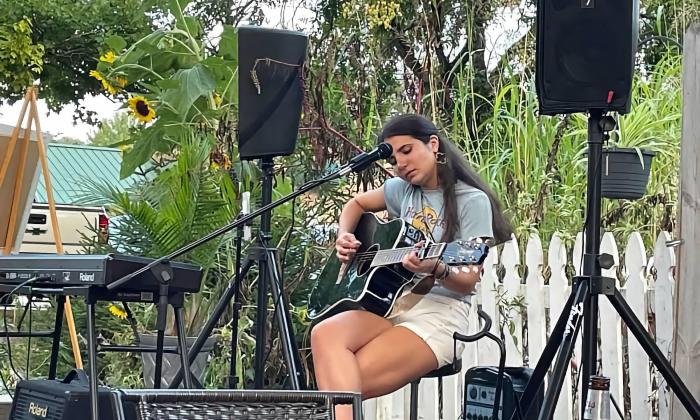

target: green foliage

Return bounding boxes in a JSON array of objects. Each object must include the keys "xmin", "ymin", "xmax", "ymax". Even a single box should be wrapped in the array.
[
  {"xmin": 638, "ymin": 0, "xmax": 699, "ymax": 69},
  {"xmin": 314, "ymin": 0, "xmax": 500, "ymax": 131},
  {"xmin": 91, "ymin": 0, "xmax": 238, "ymax": 178},
  {"xmin": 454, "ymin": 52, "xmax": 682, "ymax": 247},
  {"xmin": 74, "ymin": 134, "xmax": 242, "ymax": 386},
  {"xmin": 89, "ymin": 113, "xmax": 132, "ymax": 147},
  {"xmin": 0, "ymin": 0, "xmax": 161, "ymax": 122},
  {"xmin": 0, "ymin": 17, "xmax": 44, "ymax": 95},
  {"xmin": 81, "ymin": 134, "xmax": 237, "ymax": 274},
  {"xmin": 185, "ymin": 0, "xmax": 276, "ymax": 42}
]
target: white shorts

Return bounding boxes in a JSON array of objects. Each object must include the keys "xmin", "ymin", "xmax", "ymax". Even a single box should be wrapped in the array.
[{"xmin": 388, "ymin": 293, "xmax": 471, "ymax": 368}]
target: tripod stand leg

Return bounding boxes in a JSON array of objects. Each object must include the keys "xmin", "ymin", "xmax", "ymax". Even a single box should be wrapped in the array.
[
  {"xmin": 264, "ymin": 248, "xmax": 306, "ymax": 389},
  {"xmin": 169, "ymin": 259, "xmax": 255, "ymax": 389},
  {"xmin": 154, "ymin": 328, "xmax": 165, "ymax": 389},
  {"xmin": 86, "ymin": 301, "xmax": 99, "ymax": 420},
  {"xmin": 608, "ymin": 288, "xmax": 700, "ymax": 417},
  {"xmin": 254, "ymin": 252, "xmax": 268, "ymax": 388},
  {"xmin": 581, "ymin": 294, "xmax": 599, "ymax": 418},
  {"xmin": 538, "ymin": 280, "xmax": 589, "ymax": 420},
  {"xmin": 512, "ymin": 284, "xmax": 577, "ymax": 419},
  {"xmin": 48, "ymin": 295, "xmax": 66, "ymax": 380},
  {"xmin": 174, "ymin": 306, "xmax": 192, "ymax": 388}
]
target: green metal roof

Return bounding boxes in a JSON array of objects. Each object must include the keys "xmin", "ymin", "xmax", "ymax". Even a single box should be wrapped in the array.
[{"xmin": 35, "ymin": 143, "xmax": 135, "ymax": 205}]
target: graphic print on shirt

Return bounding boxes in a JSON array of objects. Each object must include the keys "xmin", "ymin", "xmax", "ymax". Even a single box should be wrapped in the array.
[{"xmin": 404, "ymin": 205, "xmax": 445, "ymax": 239}]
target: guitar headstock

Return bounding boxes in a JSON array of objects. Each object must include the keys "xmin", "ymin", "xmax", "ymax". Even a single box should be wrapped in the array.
[{"xmin": 442, "ymin": 237, "xmax": 491, "ymax": 267}]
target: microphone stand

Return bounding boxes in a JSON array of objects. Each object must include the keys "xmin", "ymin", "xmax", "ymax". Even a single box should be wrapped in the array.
[{"xmin": 108, "ymin": 143, "xmax": 392, "ymax": 389}]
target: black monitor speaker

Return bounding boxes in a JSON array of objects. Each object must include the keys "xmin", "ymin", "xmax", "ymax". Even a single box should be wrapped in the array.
[
  {"xmin": 535, "ymin": 0, "xmax": 640, "ymax": 115},
  {"xmin": 237, "ymin": 26, "xmax": 308, "ymax": 160}
]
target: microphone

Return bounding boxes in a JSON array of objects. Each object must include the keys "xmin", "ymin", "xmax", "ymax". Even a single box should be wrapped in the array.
[{"xmin": 338, "ymin": 143, "xmax": 393, "ymax": 176}]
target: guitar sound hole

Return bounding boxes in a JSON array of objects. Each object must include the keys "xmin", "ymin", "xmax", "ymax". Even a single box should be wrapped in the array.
[{"xmin": 356, "ymin": 244, "xmax": 379, "ymax": 276}]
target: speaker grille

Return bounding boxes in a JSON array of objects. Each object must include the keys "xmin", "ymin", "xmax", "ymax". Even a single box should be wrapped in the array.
[
  {"xmin": 536, "ymin": 0, "xmax": 640, "ymax": 114},
  {"xmin": 117, "ymin": 389, "xmax": 361, "ymax": 420},
  {"xmin": 237, "ymin": 26, "xmax": 308, "ymax": 160},
  {"xmin": 12, "ymin": 387, "xmax": 65, "ymax": 420},
  {"xmin": 135, "ymin": 401, "xmax": 332, "ymax": 419}
]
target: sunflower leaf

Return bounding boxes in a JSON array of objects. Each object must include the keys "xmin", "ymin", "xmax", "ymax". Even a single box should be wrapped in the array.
[
  {"xmin": 121, "ymin": 140, "xmax": 153, "ymax": 179},
  {"xmin": 218, "ymin": 25, "xmax": 238, "ymax": 61},
  {"xmin": 156, "ymin": 79, "xmax": 181, "ymax": 90},
  {"xmin": 104, "ymin": 35, "xmax": 127, "ymax": 54},
  {"xmin": 120, "ymin": 125, "xmax": 168, "ymax": 178},
  {"xmin": 161, "ymin": 64, "xmax": 215, "ymax": 118}
]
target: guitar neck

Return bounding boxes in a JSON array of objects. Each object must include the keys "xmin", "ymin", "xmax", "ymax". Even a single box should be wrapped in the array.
[{"xmin": 370, "ymin": 243, "xmax": 446, "ymax": 267}]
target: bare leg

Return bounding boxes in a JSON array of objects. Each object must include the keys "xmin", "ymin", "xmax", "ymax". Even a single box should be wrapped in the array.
[
  {"xmin": 356, "ymin": 326, "xmax": 438, "ymax": 399},
  {"xmin": 311, "ymin": 311, "xmax": 392, "ymax": 391},
  {"xmin": 311, "ymin": 312, "xmax": 438, "ymax": 420}
]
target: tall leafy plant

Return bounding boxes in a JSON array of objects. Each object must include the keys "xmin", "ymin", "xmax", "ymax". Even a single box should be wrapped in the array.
[
  {"xmin": 89, "ymin": 0, "xmax": 238, "ymax": 178},
  {"xmin": 80, "ymin": 133, "xmax": 238, "ymax": 328},
  {"xmin": 0, "ymin": 0, "xmax": 161, "ymax": 121},
  {"xmin": 449, "ymin": 52, "xmax": 682, "ymax": 247}
]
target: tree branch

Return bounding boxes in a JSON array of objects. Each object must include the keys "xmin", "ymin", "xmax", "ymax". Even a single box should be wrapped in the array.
[
  {"xmin": 532, "ymin": 115, "xmax": 570, "ymax": 224},
  {"xmin": 388, "ymin": 28, "xmax": 426, "ymax": 82}
]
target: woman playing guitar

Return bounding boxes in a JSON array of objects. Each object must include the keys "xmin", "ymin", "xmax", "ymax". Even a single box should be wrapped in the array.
[{"xmin": 311, "ymin": 114, "xmax": 512, "ymax": 419}]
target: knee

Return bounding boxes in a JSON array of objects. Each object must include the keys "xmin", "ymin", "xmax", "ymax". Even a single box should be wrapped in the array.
[{"xmin": 310, "ymin": 319, "xmax": 340, "ymax": 355}]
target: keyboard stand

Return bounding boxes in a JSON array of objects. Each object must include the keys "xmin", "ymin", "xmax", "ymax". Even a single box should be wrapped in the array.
[{"xmin": 0, "ymin": 284, "xmax": 193, "ymax": 420}]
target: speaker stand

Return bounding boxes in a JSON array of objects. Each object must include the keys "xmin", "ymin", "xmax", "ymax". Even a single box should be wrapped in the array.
[
  {"xmin": 512, "ymin": 110, "xmax": 700, "ymax": 419},
  {"xmin": 168, "ymin": 157, "xmax": 305, "ymax": 390}
]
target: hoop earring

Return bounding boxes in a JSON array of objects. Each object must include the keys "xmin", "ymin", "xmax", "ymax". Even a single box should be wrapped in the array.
[{"xmin": 435, "ymin": 152, "xmax": 447, "ymax": 165}]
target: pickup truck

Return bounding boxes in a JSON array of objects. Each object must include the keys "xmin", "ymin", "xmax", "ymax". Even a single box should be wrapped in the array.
[{"xmin": 20, "ymin": 203, "xmax": 109, "ymax": 254}]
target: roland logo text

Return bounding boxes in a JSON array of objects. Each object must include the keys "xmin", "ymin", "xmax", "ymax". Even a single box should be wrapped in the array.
[
  {"xmin": 79, "ymin": 272, "xmax": 95, "ymax": 282},
  {"xmin": 28, "ymin": 401, "xmax": 48, "ymax": 417}
]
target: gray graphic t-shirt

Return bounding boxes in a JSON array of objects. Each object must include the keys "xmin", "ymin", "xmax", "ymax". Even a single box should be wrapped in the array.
[{"xmin": 384, "ymin": 176, "xmax": 494, "ymax": 302}]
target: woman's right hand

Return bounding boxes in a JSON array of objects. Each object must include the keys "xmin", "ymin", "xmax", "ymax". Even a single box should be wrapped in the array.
[{"xmin": 336, "ymin": 232, "xmax": 362, "ymax": 263}]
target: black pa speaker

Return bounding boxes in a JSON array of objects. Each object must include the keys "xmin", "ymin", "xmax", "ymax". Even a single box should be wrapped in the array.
[
  {"xmin": 237, "ymin": 26, "xmax": 308, "ymax": 160},
  {"xmin": 535, "ymin": 0, "xmax": 640, "ymax": 115},
  {"xmin": 10, "ymin": 370, "xmax": 118, "ymax": 420}
]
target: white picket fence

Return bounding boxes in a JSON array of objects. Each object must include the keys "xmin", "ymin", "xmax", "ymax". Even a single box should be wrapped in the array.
[{"xmin": 363, "ymin": 231, "xmax": 677, "ymax": 420}]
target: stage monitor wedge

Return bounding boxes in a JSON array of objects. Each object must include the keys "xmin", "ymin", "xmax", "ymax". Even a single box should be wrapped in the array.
[
  {"xmin": 237, "ymin": 26, "xmax": 308, "ymax": 160},
  {"xmin": 535, "ymin": 0, "xmax": 640, "ymax": 115}
]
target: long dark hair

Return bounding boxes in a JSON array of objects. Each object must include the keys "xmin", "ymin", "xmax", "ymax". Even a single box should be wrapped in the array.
[{"xmin": 378, "ymin": 114, "xmax": 513, "ymax": 244}]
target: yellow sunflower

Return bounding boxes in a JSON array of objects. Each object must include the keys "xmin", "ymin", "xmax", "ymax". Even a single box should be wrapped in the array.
[
  {"xmin": 102, "ymin": 80, "xmax": 120, "ymax": 95},
  {"xmin": 89, "ymin": 70, "xmax": 121, "ymax": 95},
  {"xmin": 108, "ymin": 304, "xmax": 127, "ymax": 320},
  {"xmin": 99, "ymin": 51, "xmax": 116, "ymax": 63},
  {"xmin": 89, "ymin": 70, "xmax": 104, "ymax": 81},
  {"xmin": 128, "ymin": 96, "xmax": 156, "ymax": 123}
]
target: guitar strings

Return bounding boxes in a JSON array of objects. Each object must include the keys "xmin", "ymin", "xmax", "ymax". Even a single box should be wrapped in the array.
[
  {"xmin": 352, "ymin": 247, "xmax": 480, "ymax": 259},
  {"xmin": 350, "ymin": 248, "xmax": 480, "ymax": 264},
  {"xmin": 351, "ymin": 248, "xmax": 436, "ymax": 260}
]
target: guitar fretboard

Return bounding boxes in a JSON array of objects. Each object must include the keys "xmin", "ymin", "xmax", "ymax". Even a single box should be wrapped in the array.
[{"xmin": 370, "ymin": 243, "xmax": 446, "ymax": 267}]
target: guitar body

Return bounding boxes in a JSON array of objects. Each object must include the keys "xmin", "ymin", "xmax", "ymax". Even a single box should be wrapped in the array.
[{"xmin": 307, "ymin": 213, "xmax": 426, "ymax": 321}]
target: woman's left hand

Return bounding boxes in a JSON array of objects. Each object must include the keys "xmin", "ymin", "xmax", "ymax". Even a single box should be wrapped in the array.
[{"xmin": 401, "ymin": 241, "xmax": 440, "ymax": 274}]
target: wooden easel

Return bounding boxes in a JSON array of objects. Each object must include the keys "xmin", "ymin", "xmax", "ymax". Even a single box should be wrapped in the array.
[{"xmin": 0, "ymin": 86, "xmax": 83, "ymax": 369}]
